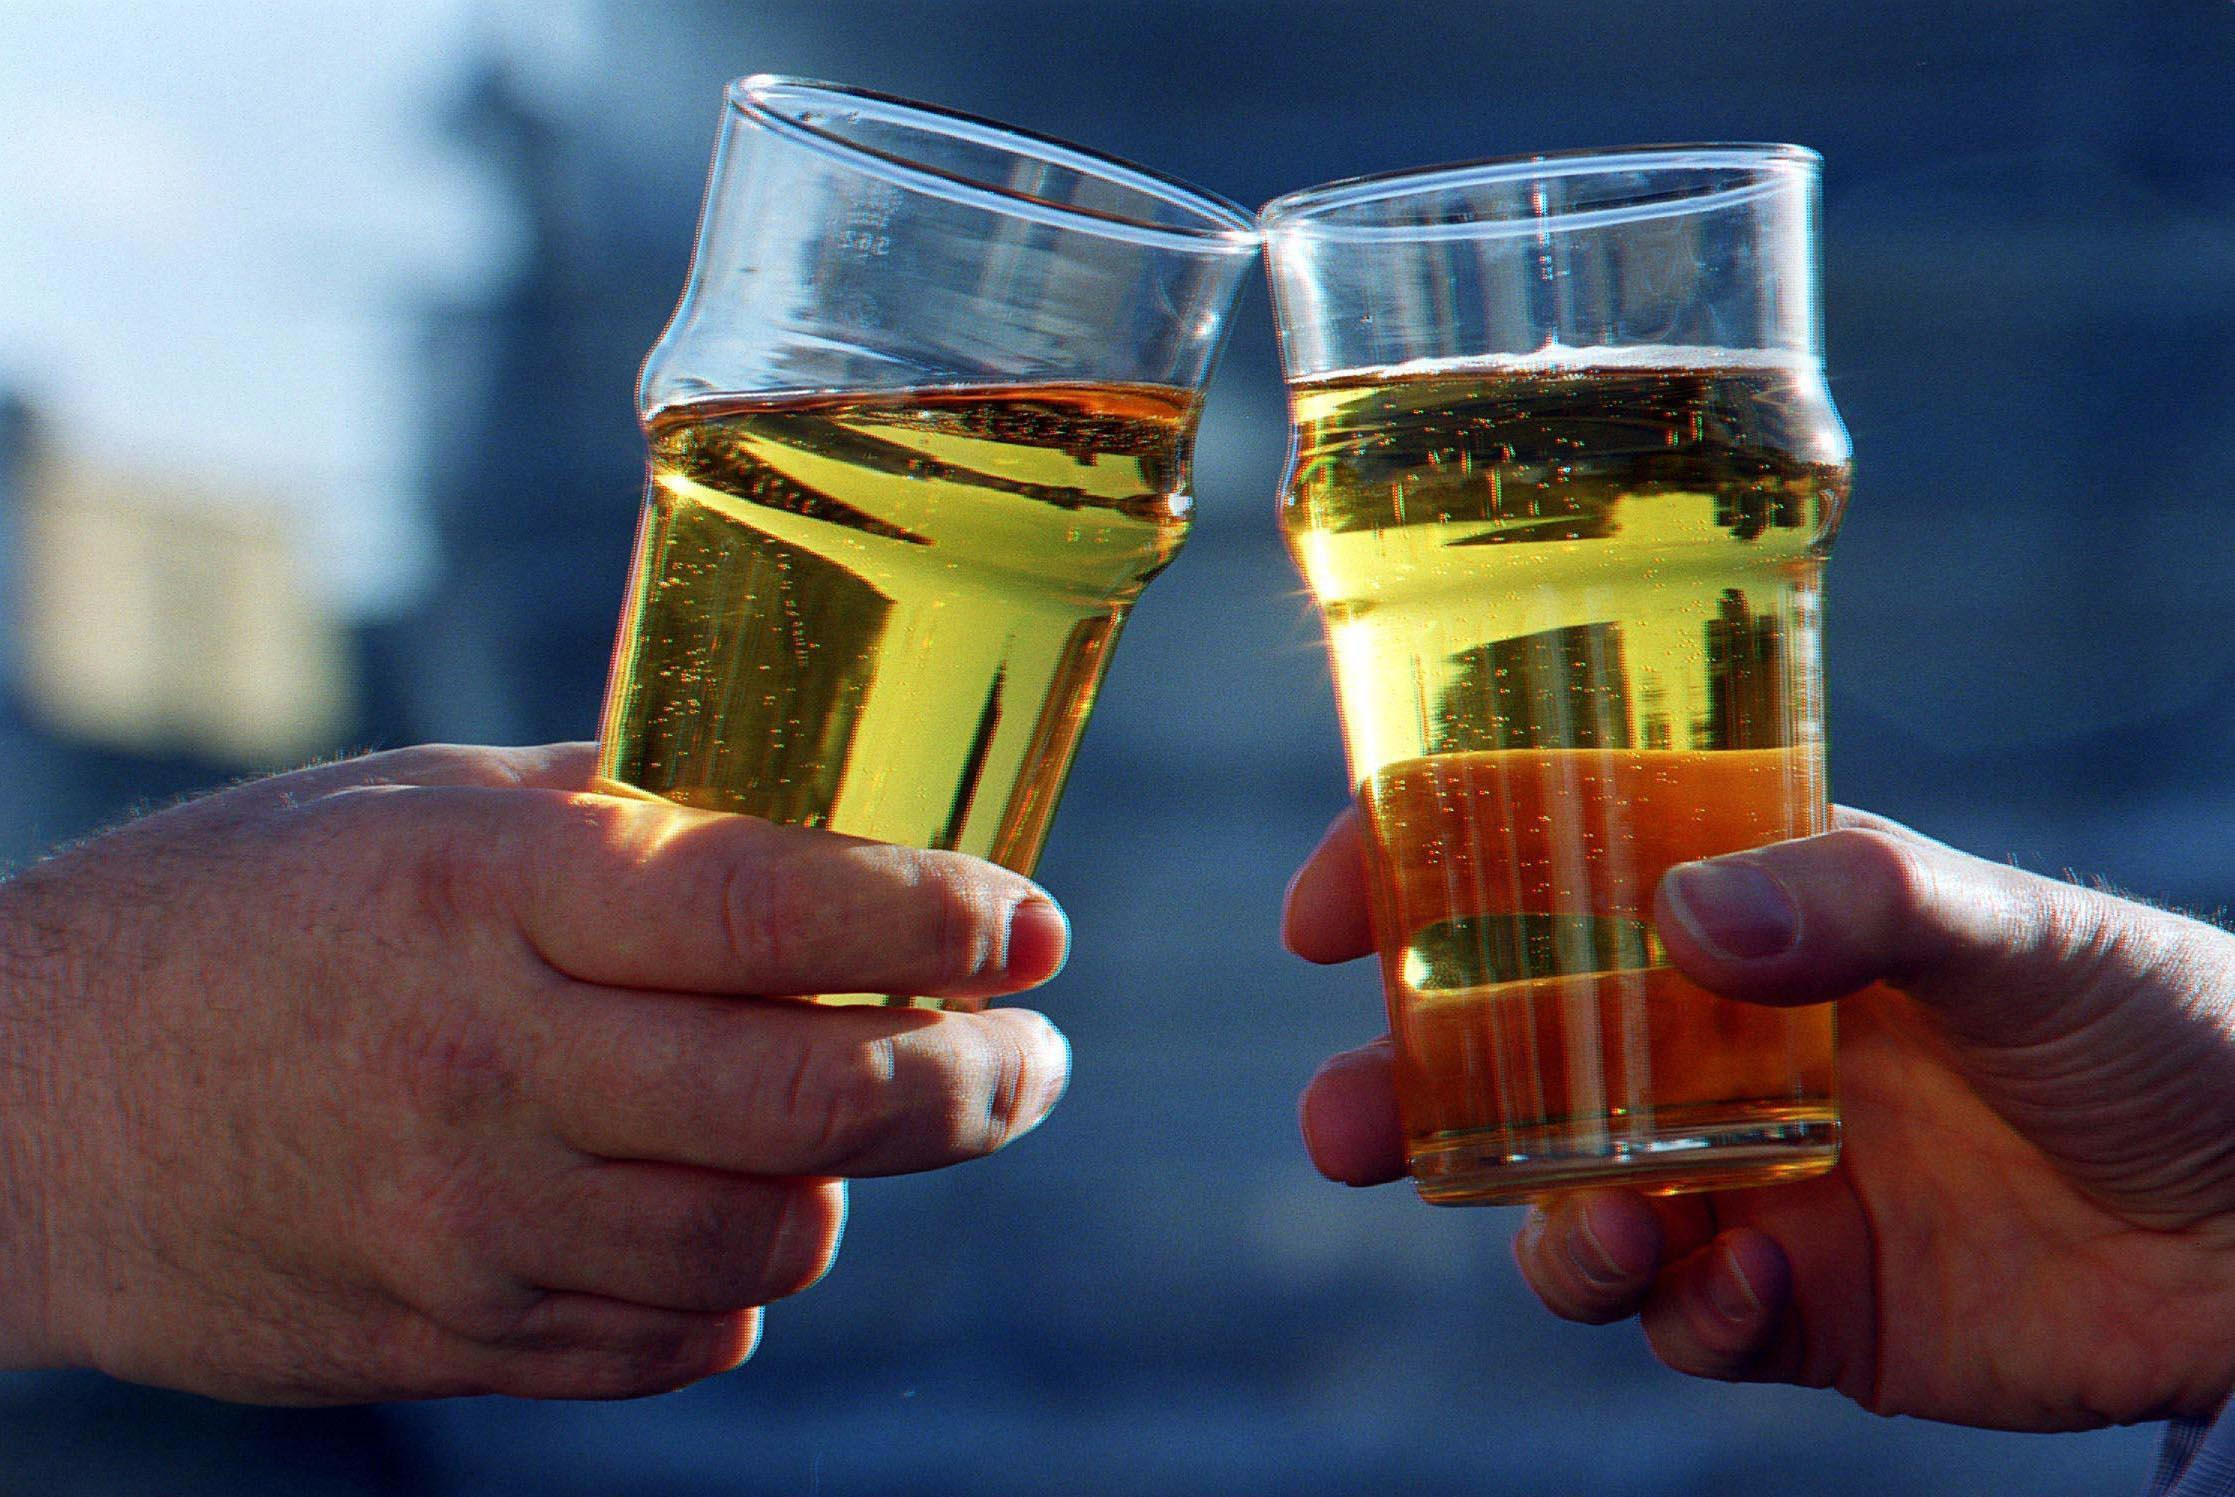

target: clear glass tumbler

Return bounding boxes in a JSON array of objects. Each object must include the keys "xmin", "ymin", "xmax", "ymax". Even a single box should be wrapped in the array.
[
  {"xmin": 596, "ymin": 77, "xmax": 1258, "ymax": 1005},
  {"xmin": 1263, "ymin": 146, "xmax": 1851, "ymax": 1203}
]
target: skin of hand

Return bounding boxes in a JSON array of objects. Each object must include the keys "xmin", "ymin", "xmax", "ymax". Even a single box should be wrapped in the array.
[
  {"xmin": 0, "ymin": 743, "xmax": 1073, "ymax": 1405},
  {"xmin": 1286, "ymin": 806, "xmax": 2235, "ymax": 1432}
]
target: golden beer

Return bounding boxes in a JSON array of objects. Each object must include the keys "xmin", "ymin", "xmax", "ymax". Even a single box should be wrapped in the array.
[
  {"xmin": 597, "ymin": 383, "xmax": 1192, "ymax": 949},
  {"xmin": 1283, "ymin": 353, "xmax": 1852, "ymax": 1201}
]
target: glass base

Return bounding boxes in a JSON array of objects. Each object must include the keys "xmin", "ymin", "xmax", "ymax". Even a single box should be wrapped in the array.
[{"xmin": 1408, "ymin": 1104, "xmax": 1840, "ymax": 1206}]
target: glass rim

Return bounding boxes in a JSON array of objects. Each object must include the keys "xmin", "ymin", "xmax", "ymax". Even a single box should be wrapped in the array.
[
  {"xmin": 729, "ymin": 74, "xmax": 1260, "ymax": 254},
  {"xmin": 1259, "ymin": 143, "xmax": 1820, "ymax": 243}
]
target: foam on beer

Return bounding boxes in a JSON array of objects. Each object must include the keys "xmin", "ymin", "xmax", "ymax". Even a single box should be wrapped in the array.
[{"xmin": 1311, "ymin": 341, "xmax": 1816, "ymax": 387}]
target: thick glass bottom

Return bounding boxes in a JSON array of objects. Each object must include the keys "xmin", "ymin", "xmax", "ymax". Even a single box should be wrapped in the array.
[{"xmin": 1408, "ymin": 1103, "xmax": 1840, "ymax": 1206}]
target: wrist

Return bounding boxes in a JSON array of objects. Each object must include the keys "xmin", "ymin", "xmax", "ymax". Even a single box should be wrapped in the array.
[{"xmin": 0, "ymin": 874, "xmax": 67, "ymax": 1371}]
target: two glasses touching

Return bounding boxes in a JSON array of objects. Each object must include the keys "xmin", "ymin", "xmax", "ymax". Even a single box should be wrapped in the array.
[{"xmin": 593, "ymin": 77, "xmax": 1853, "ymax": 1206}]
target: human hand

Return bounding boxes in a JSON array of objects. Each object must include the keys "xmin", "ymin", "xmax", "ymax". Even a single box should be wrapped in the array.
[
  {"xmin": 1287, "ymin": 806, "xmax": 2235, "ymax": 1431},
  {"xmin": 0, "ymin": 743, "xmax": 1072, "ymax": 1404}
]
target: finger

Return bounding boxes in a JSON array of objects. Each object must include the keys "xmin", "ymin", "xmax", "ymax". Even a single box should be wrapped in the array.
[
  {"xmin": 1652, "ymin": 818, "xmax": 2235, "ymax": 1045},
  {"xmin": 480, "ymin": 1298, "xmax": 762, "ymax": 1400},
  {"xmin": 332, "ymin": 785, "xmax": 1070, "ymax": 1001},
  {"xmin": 1283, "ymin": 806, "xmax": 1374, "ymax": 964},
  {"xmin": 530, "ymin": 797, "xmax": 1072, "ymax": 1000},
  {"xmin": 1639, "ymin": 1228, "xmax": 1794, "ymax": 1383},
  {"xmin": 531, "ymin": 997, "xmax": 1072, "ymax": 1178},
  {"xmin": 1512, "ymin": 1191, "xmax": 1714, "ymax": 1325},
  {"xmin": 1298, "ymin": 1038, "xmax": 1405, "ymax": 1185},
  {"xmin": 518, "ymin": 1165, "xmax": 846, "ymax": 1314}
]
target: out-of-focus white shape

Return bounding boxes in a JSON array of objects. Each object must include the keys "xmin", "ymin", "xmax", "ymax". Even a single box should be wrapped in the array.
[
  {"xmin": 13, "ymin": 441, "xmax": 353, "ymax": 764},
  {"xmin": 0, "ymin": 0, "xmax": 548, "ymax": 619}
]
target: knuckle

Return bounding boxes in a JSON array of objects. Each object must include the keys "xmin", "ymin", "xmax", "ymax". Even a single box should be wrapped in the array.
[
  {"xmin": 1814, "ymin": 826, "xmax": 1932, "ymax": 916},
  {"xmin": 913, "ymin": 1021, "xmax": 1036, "ymax": 1162},
  {"xmin": 1808, "ymin": 825, "xmax": 1941, "ymax": 962},
  {"xmin": 1822, "ymin": 824, "xmax": 2140, "ymax": 993},
  {"xmin": 921, "ymin": 859, "xmax": 1002, "ymax": 983},
  {"xmin": 763, "ymin": 1020, "xmax": 1037, "ymax": 1171},
  {"xmin": 861, "ymin": 845, "xmax": 1006, "ymax": 985},
  {"xmin": 774, "ymin": 1032, "xmax": 901, "ymax": 1165},
  {"xmin": 409, "ymin": 1254, "xmax": 536, "ymax": 1345},
  {"xmin": 2035, "ymin": 884, "xmax": 2119, "ymax": 971},
  {"xmin": 381, "ymin": 1002, "xmax": 520, "ymax": 1128},
  {"xmin": 389, "ymin": 1171, "xmax": 535, "ymax": 1342},
  {"xmin": 717, "ymin": 851, "xmax": 798, "ymax": 982},
  {"xmin": 384, "ymin": 820, "xmax": 506, "ymax": 937},
  {"xmin": 709, "ymin": 832, "xmax": 1012, "ymax": 992}
]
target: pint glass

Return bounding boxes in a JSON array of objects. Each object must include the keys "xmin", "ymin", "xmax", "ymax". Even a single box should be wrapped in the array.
[
  {"xmin": 1263, "ymin": 147, "xmax": 1851, "ymax": 1203},
  {"xmin": 596, "ymin": 78, "xmax": 1257, "ymax": 1005}
]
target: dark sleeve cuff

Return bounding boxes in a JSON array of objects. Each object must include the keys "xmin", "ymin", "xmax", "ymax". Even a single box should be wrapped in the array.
[{"xmin": 2151, "ymin": 1402, "xmax": 2235, "ymax": 1497}]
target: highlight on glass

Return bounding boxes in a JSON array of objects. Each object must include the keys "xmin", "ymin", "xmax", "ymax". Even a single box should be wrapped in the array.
[
  {"xmin": 1263, "ymin": 146, "xmax": 1852, "ymax": 1203},
  {"xmin": 596, "ymin": 76, "xmax": 1259, "ymax": 1005}
]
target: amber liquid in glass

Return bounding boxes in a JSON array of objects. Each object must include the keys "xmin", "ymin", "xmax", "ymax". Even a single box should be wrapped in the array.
[
  {"xmin": 599, "ymin": 383, "xmax": 1193, "ymax": 1004},
  {"xmin": 1284, "ymin": 353, "xmax": 1851, "ymax": 1201}
]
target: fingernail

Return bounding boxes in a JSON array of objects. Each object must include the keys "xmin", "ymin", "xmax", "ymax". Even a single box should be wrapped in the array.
[
  {"xmin": 1566, "ymin": 1207, "xmax": 1634, "ymax": 1291},
  {"xmin": 1004, "ymin": 897, "xmax": 1070, "ymax": 983},
  {"xmin": 1706, "ymin": 1242, "xmax": 1767, "ymax": 1324},
  {"xmin": 1662, "ymin": 860, "xmax": 1800, "ymax": 961}
]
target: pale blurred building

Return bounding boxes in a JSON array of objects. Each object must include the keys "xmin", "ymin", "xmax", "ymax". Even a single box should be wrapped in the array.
[{"xmin": 10, "ymin": 421, "xmax": 352, "ymax": 766}]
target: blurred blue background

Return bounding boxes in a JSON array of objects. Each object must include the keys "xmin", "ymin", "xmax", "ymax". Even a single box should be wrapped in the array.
[{"xmin": 2, "ymin": 0, "xmax": 2232, "ymax": 1491}]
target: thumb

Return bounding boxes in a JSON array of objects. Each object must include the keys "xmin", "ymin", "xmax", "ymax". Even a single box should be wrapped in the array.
[
  {"xmin": 1652, "ymin": 809, "xmax": 2235, "ymax": 1054},
  {"xmin": 1653, "ymin": 811, "xmax": 2235, "ymax": 1221}
]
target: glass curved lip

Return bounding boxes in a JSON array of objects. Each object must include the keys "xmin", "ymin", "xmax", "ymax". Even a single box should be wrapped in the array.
[
  {"xmin": 731, "ymin": 74, "xmax": 1260, "ymax": 255},
  {"xmin": 1259, "ymin": 143, "xmax": 1819, "ymax": 243}
]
